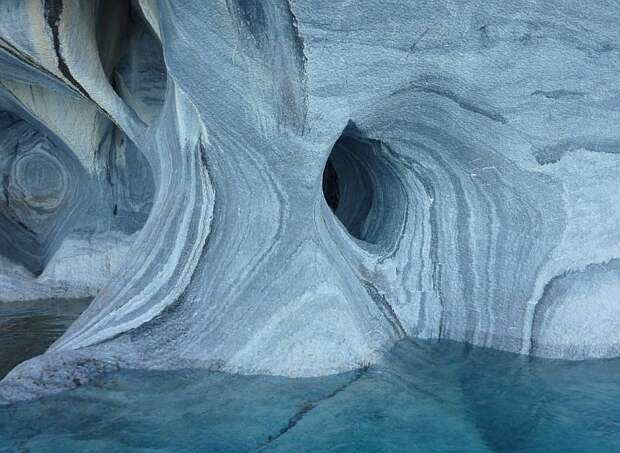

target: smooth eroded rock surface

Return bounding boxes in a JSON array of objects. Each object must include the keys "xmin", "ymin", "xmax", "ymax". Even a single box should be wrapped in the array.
[{"xmin": 0, "ymin": 0, "xmax": 619, "ymax": 402}]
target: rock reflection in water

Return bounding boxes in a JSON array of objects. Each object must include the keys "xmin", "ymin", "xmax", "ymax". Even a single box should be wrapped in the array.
[{"xmin": 0, "ymin": 298, "xmax": 92, "ymax": 378}]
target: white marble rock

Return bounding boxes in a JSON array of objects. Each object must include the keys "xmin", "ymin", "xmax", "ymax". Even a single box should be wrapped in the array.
[{"xmin": 0, "ymin": 0, "xmax": 619, "ymax": 402}]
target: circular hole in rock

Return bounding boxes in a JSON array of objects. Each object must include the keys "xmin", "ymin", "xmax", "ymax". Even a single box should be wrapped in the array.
[
  {"xmin": 322, "ymin": 127, "xmax": 407, "ymax": 247},
  {"xmin": 322, "ymin": 134, "xmax": 375, "ymax": 242}
]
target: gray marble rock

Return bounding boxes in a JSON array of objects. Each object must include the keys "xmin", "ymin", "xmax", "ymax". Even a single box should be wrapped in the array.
[{"xmin": 1, "ymin": 0, "xmax": 620, "ymax": 402}]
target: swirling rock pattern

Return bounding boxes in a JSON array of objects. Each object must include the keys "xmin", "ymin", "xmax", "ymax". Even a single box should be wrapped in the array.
[{"xmin": 1, "ymin": 0, "xmax": 620, "ymax": 402}]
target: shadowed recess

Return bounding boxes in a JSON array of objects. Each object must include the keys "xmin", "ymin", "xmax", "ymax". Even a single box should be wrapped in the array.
[{"xmin": 322, "ymin": 126, "xmax": 407, "ymax": 247}]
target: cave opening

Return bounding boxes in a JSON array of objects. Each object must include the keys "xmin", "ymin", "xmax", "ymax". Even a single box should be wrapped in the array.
[
  {"xmin": 0, "ymin": 2, "xmax": 160, "ymax": 282},
  {"xmin": 0, "ymin": 111, "xmax": 85, "ymax": 275},
  {"xmin": 322, "ymin": 127, "xmax": 407, "ymax": 248},
  {"xmin": 97, "ymin": 0, "xmax": 167, "ymax": 125},
  {"xmin": 322, "ymin": 131, "xmax": 379, "ymax": 243}
]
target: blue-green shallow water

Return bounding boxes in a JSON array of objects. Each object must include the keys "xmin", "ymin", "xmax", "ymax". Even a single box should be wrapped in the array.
[{"xmin": 2, "ymin": 338, "xmax": 620, "ymax": 452}]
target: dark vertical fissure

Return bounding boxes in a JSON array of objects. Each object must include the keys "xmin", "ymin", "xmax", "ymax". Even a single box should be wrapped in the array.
[{"xmin": 44, "ymin": 0, "xmax": 94, "ymax": 102}]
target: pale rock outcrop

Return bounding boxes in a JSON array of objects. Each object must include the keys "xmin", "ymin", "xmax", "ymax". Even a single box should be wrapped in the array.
[{"xmin": 0, "ymin": 0, "xmax": 619, "ymax": 403}]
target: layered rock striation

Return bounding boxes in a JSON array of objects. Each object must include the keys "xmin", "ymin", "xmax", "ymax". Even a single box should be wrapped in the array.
[{"xmin": 0, "ymin": 0, "xmax": 619, "ymax": 402}]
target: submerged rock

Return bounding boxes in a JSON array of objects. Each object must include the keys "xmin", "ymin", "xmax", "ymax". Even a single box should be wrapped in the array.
[{"xmin": 0, "ymin": 0, "xmax": 619, "ymax": 402}]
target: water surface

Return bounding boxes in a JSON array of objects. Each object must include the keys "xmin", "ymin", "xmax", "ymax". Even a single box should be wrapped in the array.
[
  {"xmin": 2, "ymin": 338, "xmax": 620, "ymax": 452},
  {"xmin": 0, "ymin": 298, "xmax": 91, "ymax": 379}
]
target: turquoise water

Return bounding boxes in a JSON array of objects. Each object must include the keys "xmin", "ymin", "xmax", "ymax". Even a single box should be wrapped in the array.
[{"xmin": 2, "ymin": 338, "xmax": 620, "ymax": 452}]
